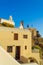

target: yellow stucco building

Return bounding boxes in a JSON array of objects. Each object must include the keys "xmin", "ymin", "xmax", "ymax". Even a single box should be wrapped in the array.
[{"xmin": 0, "ymin": 16, "xmax": 42, "ymax": 65}]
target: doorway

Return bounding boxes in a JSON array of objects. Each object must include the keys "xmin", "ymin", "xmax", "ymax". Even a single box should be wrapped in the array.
[{"xmin": 15, "ymin": 46, "xmax": 20, "ymax": 60}]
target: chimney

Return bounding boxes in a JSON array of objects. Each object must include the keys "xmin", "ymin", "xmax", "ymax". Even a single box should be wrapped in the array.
[
  {"xmin": 20, "ymin": 21, "xmax": 24, "ymax": 26},
  {"xmin": 9, "ymin": 16, "xmax": 12, "ymax": 21},
  {"xmin": 19, "ymin": 21, "xmax": 24, "ymax": 29}
]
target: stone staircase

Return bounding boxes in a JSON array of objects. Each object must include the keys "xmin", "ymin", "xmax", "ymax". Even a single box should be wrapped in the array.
[
  {"xmin": 17, "ymin": 60, "xmax": 23, "ymax": 64},
  {"xmin": 0, "ymin": 46, "xmax": 39, "ymax": 65}
]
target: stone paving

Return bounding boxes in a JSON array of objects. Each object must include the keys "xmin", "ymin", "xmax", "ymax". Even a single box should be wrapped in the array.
[{"xmin": 21, "ymin": 63, "xmax": 38, "ymax": 65}]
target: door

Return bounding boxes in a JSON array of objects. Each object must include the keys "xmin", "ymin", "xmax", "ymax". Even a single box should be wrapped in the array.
[{"xmin": 15, "ymin": 46, "xmax": 20, "ymax": 60}]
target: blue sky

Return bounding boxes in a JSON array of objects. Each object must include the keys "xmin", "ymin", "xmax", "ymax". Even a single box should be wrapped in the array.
[{"xmin": 0, "ymin": 0, "xmax": 43, "ymax": 37}]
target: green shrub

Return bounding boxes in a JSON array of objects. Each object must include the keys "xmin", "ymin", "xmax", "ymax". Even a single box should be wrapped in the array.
[{"xmin": 32, "ymin": 45, "xmax": 41, "ymax": 50}]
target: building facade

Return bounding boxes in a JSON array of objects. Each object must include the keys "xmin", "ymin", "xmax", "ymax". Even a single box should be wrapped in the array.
[
  {"xmin": 0, "ymin": 17, "xmax": 41, "ymax": 65},
  {"xmin": 0, "ymin": 27, "xmax": 40, "ymax": 64}
]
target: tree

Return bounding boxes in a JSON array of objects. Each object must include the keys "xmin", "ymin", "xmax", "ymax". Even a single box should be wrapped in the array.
[{"xmin": 36, "ymin": 31, "xmax": 41, "ymax": 37}]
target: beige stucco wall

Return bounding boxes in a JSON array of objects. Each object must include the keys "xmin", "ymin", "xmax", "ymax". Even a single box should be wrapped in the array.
[
  {"xmin": 0, "ymin": 27, "xmax": 31, "ymax": 57},
  {"xmin": 0, "ymin": 27, "xmax": 40, "ymax": 64}
]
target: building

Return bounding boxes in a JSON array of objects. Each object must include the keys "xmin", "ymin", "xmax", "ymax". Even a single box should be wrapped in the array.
[
  {"xmin": 0, "ymin": 16, "xmax": 15, "ymax": 27},
  {"xmin": 0, "ymin": 16, "xmax": 42, "ymax": 65}
]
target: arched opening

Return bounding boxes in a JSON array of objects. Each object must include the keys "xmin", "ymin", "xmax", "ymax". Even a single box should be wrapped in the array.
[
  {"xmin": 30, "ymin": 59, "xmax": 34, "ymax": 62},
  {"xmin": 28, "ymin": 57, "xmax": 38, "ymax": 64}
]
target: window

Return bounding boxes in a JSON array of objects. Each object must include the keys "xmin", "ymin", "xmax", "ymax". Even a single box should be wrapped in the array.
[
  {"xmin": 14, "ymin": 33, "xmax": 18, "ymax": 40},
  {"xmin": 23, "ymin": 35, "xmax": 28, "ymax": 39},
  {"xmin": 7, "ymin": 46, "xmax": 13, "ymax": 52},
  {"xmin": 25, "ymin": 46, "xmax": 27, "ymax": 50}
]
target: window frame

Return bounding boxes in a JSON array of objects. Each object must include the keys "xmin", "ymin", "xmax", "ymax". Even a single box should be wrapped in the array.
[
  {"xmin": 14, "ymin": 33, "xmax": 18, "ymax": 40},
  {"xmin": 25, "ymin": 46, "xmax": 27, "ymax": 50},
  {"xmin": 7, "ymin": 46, "xmax": 13, "ymax": 53},
  {"xmin": 23, "ymin": 35, "xmax": 28, "ymax": 39}
]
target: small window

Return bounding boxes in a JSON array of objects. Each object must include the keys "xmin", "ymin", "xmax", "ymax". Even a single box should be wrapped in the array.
[
  {"xmin": 7, "ymin": 46, "xmax": 13, "ymax": 52},
  {"xmin": 23, "ymin": 35, "xmax": 28, "ymax": 39},
  {"xmin": 25, "ymin": 46, "xmax": 27, "ymax": 50},
  {"xmin": 14, "ymin": 33, "xmax": 18, "ymax": 40}
]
